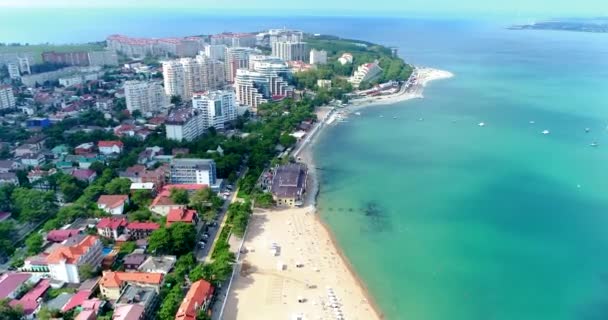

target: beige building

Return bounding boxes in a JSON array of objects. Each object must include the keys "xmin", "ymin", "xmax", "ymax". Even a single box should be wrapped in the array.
[
  {"xmin": 0, "ymin": 85, "xmax": 15, "ymax": 109},
  {"xmin": 124, "ymin": 80, "xmax": 168, "ymax": 115}
]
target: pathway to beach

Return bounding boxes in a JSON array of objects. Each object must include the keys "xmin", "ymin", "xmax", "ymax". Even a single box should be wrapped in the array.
[{"xmin": 223, "ymin": 206, "xmax": 381, "ymax": 320}]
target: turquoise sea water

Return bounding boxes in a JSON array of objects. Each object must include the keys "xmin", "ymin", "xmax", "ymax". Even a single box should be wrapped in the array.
[
  {"xmin": 2, "ymin": 12, "xmax": 608, "ymax": 319},
  {"xmin": 314, "ymin": 20, "xmax": 608, "ymax": 320}
]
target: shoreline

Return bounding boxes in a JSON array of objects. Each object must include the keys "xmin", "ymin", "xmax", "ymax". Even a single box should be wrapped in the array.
[
  {"xmin": 221, "ymin": 67, "xmax": 453, "ymax": 320},
  {"xmin": 296, "ymin": 67, "xmax": 454, "ymax": 319}
]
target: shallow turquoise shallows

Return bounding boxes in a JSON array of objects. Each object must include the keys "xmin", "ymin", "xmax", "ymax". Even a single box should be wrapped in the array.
[{"xmin": 314, "ymin": 20, "xmax": 608, "ymax": 320}]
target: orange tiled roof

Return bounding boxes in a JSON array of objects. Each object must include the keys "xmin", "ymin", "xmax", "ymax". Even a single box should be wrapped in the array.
[
  {"xmin": 175, "ymin": 280, "xmax": 214, "ymax": 320},
  {"xmin": 46, "ymin": 235, "xmax": 100, "ymax": 264},
  {"xmin": 100, "ymin": 271, "xmax": 163, "ymax": 288},
  {"xmin": 97, "ymin": 195, "xmax": 129, "ymax": 209}
]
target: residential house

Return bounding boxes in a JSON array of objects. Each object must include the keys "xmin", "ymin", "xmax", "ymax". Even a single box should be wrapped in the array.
[
  {"xmin": 61, "ymin": 289, "xmax": 94, "ymax": 312},
  {"xmin": 51, "ymin": 144, "xmax": 70, "ymax": 158},
  {"xmin": 99, "ymin": 271, "xmax": 163, "ymax": 300},
  {"xmin": 21, "ymin": 135, "xmax": 47, "ymax": 151},
  {"xmin": 20, "ymin": 152, "xmax": 46, "ymax": 167},
  {"xmin": 46, "ymin": 235, "xmax": 104, "ymax": 283},
  {"xmin": 27, "ymin": 168, "xmax": 57, "ymax": 191},
  {"xmin": 130, "ymin": 182, "xmax": 156, "ymax": 195},
  {"xmin": 166, "ymin": 208, "xmax": 198, "ymax": 227},
  {"xmin": 113, "ymin": 304, "xmax": 145, "ymax": 320},
  {"xmin": 123, "ymin": 253, "xmax": 147, "ymax": 271},
  {"xmin": 98, "ymin": 141, "xmax": 124, "ymax": 155},
  {"xmin": 74, "ymin": 142, "xmax": 96, "ymax": 155},
  {"xmin": 72, "ymin": 169, "xmax": 97, "ymax": 183},
  {"xmin": 97, "ymin": 195, "xmax": 129, "ymax": 215},
  {"xmin": 0, "ymin": 160, "xmax": 22, "ymax": 173},
  {"xmin": 0, "ymin": 273, "xmax": 33, "ymax": 300},
  {"xmin": 0, "ymin": 172, "xmax": 18, "ymax": 186},
  {"xmin": 9, "ymin": 279, "xmax": 50, "ymax": 319},
  {"xmin": 116, "ymin": 284, "xmax": 159, "ymax": 319},
  {"xmin": 47, "ymin": 229, "xmax": 81, "ymax": 243},
  {"xmin": 97, "ymin": 217, "xmax": 128, "ymax": 240},
  {"xmin": 120, "ymin": 164, "xmax": 166, "ymax": 188},
  {"xmin": 270, "ymin": 163, "xmax": 307, "ymax": 207},
  {"xmin": 126, "ymin": 222, "xmax": 160, "ymax": 240},
  {"xmin": 137, "ymin": 146, "xmax": 164, "ymax": 167},
  {"xmin": 150, "ymin": 184, "xmax": 205, "ymax": 216},
  {"xmin": 21, "ymin": 254, "xmax": 49, "ymax": 273},
  {"xmin": 175, "ymin": 279, "xmax": 214, "ymax": 320},
  {"xmin": 137, "ymin": 256, "xmax": 176, "ymax": 275}
]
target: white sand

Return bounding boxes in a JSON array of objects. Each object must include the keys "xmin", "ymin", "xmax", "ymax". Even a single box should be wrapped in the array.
[{"xmin": 223, "ymin": 207, "xmax": 381, "ymax": 320}]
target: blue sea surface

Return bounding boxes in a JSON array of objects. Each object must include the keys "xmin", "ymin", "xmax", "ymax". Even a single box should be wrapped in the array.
[{"xmin": 2, "ymin": 12, "xmax": 608, "ymax": 319}]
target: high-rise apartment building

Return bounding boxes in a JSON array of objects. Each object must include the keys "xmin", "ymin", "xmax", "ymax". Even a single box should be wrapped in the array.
[
  {"xmin": 210, "ymin": 32, "xmax": 257, "ymax": 47},
  {"xmin": 271, "ymin": 41, "xmax": 308, "ymax": 62},
  {"xmin": 309, "ymin": 49, "xmax": 328, "ymax": 65},
  {"xmin": 192, "ymin": 90, "xmax": 237, "ymax": 130},
  {"xmin": 225, "ymin": 47, "xmax": 259, "ymax": 83},
  {"xmin": 0, "ymin": 85, "xmax": 16, "ymax": 109},
  {"xmin": 124, "ymin": 80, "xmax": 168, "ymax": 115},
  {"xmin": 162, "ymin": 55, "xmax": 226, "ymax": 100},
  {"xmin": 165, "ymin": 108, "xmax": 206, "ymax": 142},
  {"xmin": 235, "ymin": 61, "xmax": 293, "ymax": 110},
  {"xmin": 203, "ymin": 45, "xmax": 226, "ymax": 60},
  {"xmin": 169, "ymin": 158, "xmax": 217, "ymax": 186}
]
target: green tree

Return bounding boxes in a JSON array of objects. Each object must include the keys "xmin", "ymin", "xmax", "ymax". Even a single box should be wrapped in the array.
[
  {"xmin": 131, "ymin": 190, "xmax": 153, "ymax": 208},
  {"xmin": 128, "ymin": 208, "xmax": 152, "ymax": 222},
  {"xmin": 279, "ymin": 133, "xmax": 297, "ymax": 147},
  {"xmin": 189, "ymin": 263, "xmax": 214, "ymax": 282},
  {"xmin": 0, "ymin": 185, "xmax": 14, "ymax": 212},
  {"xmin": 104, "ymin": 177, "xmax": 132, "ymax": 195},
  {"xmin": 0, "ymin": 222, "xmax": 16, "ymax": 258},
  {"xmin": 148, "ymin": 227, "xmax": 172, "ymax": 254},
  {"xmin": 78, "ymin": 263, "xmax": 96, "ymax": 280},
  {"xmin": 0, "ymin": 298, "xmax": 24, "ymax": 320},
  {"xmin": 11, "ymin": 188, "xmax": 57, "ymax": 222},
  {"xmin": 119, "ymin": 241, "xmax": 136, "ymax": 254},
  {"xmin": 170, "ymin": 95, "xmax": 182, "ymax": 105},
  {"xmin": 25, "ymin": 233, "xmax": 43, "ymax": 256},
  {"xmin": 168, "ymin": 222, "xmax": 196, "ymax": 256},
  {"xmin": 158, "ymin": 285, "xmax": 184, "ymax": 320},
  {"xmin": 170, "ymin": 188, "xmax": 189, "ymax": 205}
]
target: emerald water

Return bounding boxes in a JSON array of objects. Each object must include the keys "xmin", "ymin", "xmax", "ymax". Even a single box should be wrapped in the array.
[{"xmin": 314, "ymin": 20, "xmax": 608, "ymax": 320}]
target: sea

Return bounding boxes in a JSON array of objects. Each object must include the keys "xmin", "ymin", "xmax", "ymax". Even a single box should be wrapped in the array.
[{"xmin": 2, "ymin": 10, "xmax": 608, "ymax": 320}]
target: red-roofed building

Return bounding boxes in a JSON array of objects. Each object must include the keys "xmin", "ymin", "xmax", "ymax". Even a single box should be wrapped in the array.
[
  {"xmin": 9, "ymin": 279, "xmax": 50, "ymax": 316},
  {"xmin": 98, "ymin": 141, "xmax": 124, "ymax": 155},
  {"xmin": 175, "ymin": 280, "xmax": 214, "ymax": 320},
  {"xmin": 150, "ymin": 184, "xmax": 206, "ymax": 216},
  {"xmin": 72, "ymin": 169, "xmax": 97, "ymax": 183},
  {"xmin": 62, "ymin": 289, "xmax": 93, "ymax": 312},
  {"xmin": 46, "ymin": 235, "xmax": 103, "ymax": 283},
  {"xmin": 127, "ymin": 222, "xmax": 160, "ymax": 240},
  {"xmin": 97, "ymin": 217, "xmax": 128, "ymax": 240},
  {"xmin": 47, "ymin": 229, "xmax": 81, "ymax": 243},
  {"xmin": 166, "ymin": 208, "xmax": 198, "ymax": 227},
  {"xmin": 97, "ymin": 195, "xmax": 129, "ymax": 215},
  {"xmin": 0, "ymin": 273, "xmax": 32, "ymax": 300},
  {"xmin": 75, "ymin": 142, "xmax": 96, "ymax": 155},
  {"xmin": 100, "ymin": 271, "xmax": 163, "ymax": 300}
]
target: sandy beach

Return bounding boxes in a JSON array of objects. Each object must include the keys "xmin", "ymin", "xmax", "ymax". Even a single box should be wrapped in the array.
[{"xmin": 222, "ymin": 67, "xmax": 452, "ymax": 320}]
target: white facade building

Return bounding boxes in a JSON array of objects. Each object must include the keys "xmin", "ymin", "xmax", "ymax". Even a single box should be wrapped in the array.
[
  {"xmin": 271, "ymin": 41, "xmax": 308, "ymax": 62},
  {"xmin": 203, "ymin": 45, "xmax": 226, "ymax": 60},
  {"xmin": 234, "ymin": 61, "xmax": 293, "ymax": 110},
  {"xmin": 162, "ymin": 56, "xmax": 226, "ymax": 100},
  {"xmin": 192, "ymin": 90, "xmax": 237, "ymax": 130},
  {"xmin": 338, "ymin": 53, "xmax": 354, "ymax": 65},
  {"xmin": 225, "ymin": 47, "xmax": 258, "ymax": 83},
  {"xmin": 124, "ymin": 80, "xmax": 168, "ymax": 115},
  {"xmin": 349, "ymin": 62, "xmax": 383, "ymax": 88},
  {"xmin": 309, "ymin": 49, "xmax": 328, "ymax": 65},
  {"xmin": 47, "ymin": 235, "xmax": 103, "ymax": 284},
  {"xmin": 170, "ymin": 158, "xmax": 217, "ymax": 186},
  {"xmin": 165, "ymin": 108, "xmax": 206, "ymax": 142},
  {"xmin": 7, "ymin": 63, "xmax": 21, "ymax": 79},
  {"xmin": 0, "ymin": 85, "xmax": 16, "ymax": 109}
]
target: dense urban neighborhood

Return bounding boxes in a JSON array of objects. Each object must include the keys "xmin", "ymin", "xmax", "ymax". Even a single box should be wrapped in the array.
[{"xmin": 0, "ymin": 28, "xmax": 412, "ymax": 320}]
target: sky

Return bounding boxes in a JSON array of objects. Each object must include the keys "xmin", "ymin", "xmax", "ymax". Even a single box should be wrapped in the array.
[{"xmin": 0, "ymin": 0, "xmax": 607, "ymax": 17}]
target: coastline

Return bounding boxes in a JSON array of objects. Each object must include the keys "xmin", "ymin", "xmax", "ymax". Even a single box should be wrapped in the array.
[{"xmin": 222, "ymin": 67, "xmax": 453, "ymax": 320}]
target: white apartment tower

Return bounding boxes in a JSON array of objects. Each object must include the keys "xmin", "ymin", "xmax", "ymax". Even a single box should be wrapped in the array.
[
  {"xmin": 234, "ymin": 61, "xmax": 293, "ymax": 110},
  {"xmin": 271, "ymin": 41, "xmax": 308, "ymax": 62},
  {"xmin": 162, "ymin": 56, "xmax": 226, "ymax": 100},
  {"xmin": 225, "ymin": 47, "xmax": 256, "ymax": 83},
  {"xmin": 203, "ymin": 45, "xmax": 227, "ymax": 60},
  {"xmin": 0, "ymin": 85, "xmax": 16, "ymax": 109},
  {"xmin": 165, "ymin": 108, "xmax": 206, "ymax": 142},
  {"xmin": 124, "ymin": 80, "xmax": 168, "ymax": 115},
  {"xmin": 349, "ymin": 61, "xmax": 383, "ymax": 88},
  {"xmin": 309, "ymin": 49, "xmax": 328, "ymax": 65},
  {"xmin": 192, "ymin": 90, "xmax": 237, "ymax": 130}
]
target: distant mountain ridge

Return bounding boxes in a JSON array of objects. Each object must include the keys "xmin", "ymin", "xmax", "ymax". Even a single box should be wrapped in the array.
[{"xmin": 510, "ymin": 18, "xmax": 608, "ymax": 33}]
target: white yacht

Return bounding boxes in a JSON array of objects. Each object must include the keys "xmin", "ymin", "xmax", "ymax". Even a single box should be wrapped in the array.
[
  {"xmin": 478, "ymin": 122, "xmax": 485, "ymax": 127},
  {"xmin": 542, "ymin": 130, "xmax": 550, "ymax": 135}
]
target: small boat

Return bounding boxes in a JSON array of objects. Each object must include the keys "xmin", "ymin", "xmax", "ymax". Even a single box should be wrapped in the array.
[
  {"xmin": 542, "ymin": 130, "xmax": 550, "ymax": 135},
  {"xmin": 418, "ymin": 118, "xmax": 424, "ymax": 121},
  {"xmin": 379, "ymin": 115, "xmax": 384, "ymax": 118},
  {"xmin": 393, "ymin": 116, "xmax": 398, "ymax": 119},
  {"xmin": 529, "ymin": 120, "xmax": 535, "ymax": 124},
  {"xmin": 585, "ymin": 128, "xmax": 591, "ymax": 133},
  {"xmin": 478, "ymin": 122, "xmax": 485, "ymax": 127},
  {"xmin": 590, "ymin": 142, "xmax": 598, "ymax": 147},
  {"xmin": 355, "ymin": 112, "xmax": 361, "ymax": 116}
]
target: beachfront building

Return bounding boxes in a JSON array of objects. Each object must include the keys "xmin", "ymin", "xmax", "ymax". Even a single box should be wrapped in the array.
[
  {"xmin": 192, "ymin": 90, "xmax": 237, "ymax": 130},
  {"xmin": 270, "ymin": 163, "xmax": 308, "ymax": 207},
  {"xmin": 0, "ymin": 85, "xmax": 16, "ymax": 109},
  {"xmin": 349, "ymin": 61, "xmax": 383, "ymax": 88},
  {"xmin": 309, "ymin": 49, "xmax": 328, "ymax": 65},
  {"xmin": 169, "ymin": 158, "xmax": 217, "ymax": 186},
  {"xmin": 46, "ymin": 235, "xmax": 104, "ymax": 283},
  {"xmin": 272, "ymin": 40, "xmax": 308, "ymax": 62},
  {"xmin": 124, "ymin": 80, "xmax": 168, "ymax": 115},
  {"xmin": 165, "ymin": 108, "xmax": 206, "ymax": 142},
  {"xmin": 175, "ymin": 280, "xmax": 214, "ymax": 319}
]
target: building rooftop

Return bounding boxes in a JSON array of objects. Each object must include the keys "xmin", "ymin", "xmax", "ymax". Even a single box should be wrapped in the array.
[
  {"xmin": 97, "ymin": 195, "xmax": 129, "ymax": 209},
  {"xmin": 100, "ymin": 271, "xmax": 163, "ymax": 288},
  {"xmin": 116, "ymin": 284, "xmax": 157, "ymax": 307},
  {"xmin": 138, "ymin": 256, "xmax": 177, "ymax": 274},
  {"xmin": 270, "ymin": 163, "xmax": 307, "ymax": 199},
  {"xmin": 127, "ymin": 221, "xmax": 160, "ymax": 231},
  {"xmin": 0, "ymin": 273, "xmax": 32, "ymax": 299},
  {"xmin": 10, "ymin": 279, "xmax": 50, "ymax": 314},
  {"xmin": 123, "ymin": 253, "xmax": 147, "ymax": 269},
  {"xmin": 98, "ymin": 140, "xmax": 124, "ymax": 148},
  {"xmin": 97, "ymin": 217, "xmax": 128, "ymax": 230},
  {"xmin": 46, "ymin": 229, "xmax": 81, "ymax": 242},
  {"xmin": 113, "ymin": 304, "xmax": 145, "ymax": 320},
  {"xmin": 46, "ymin": 235, "xmax": 100, "ymax": 264},
  {"xmin": 175, "ymin": 279, "xmax": 214, "ymax": 320},
  {"xmin": 166, "ymin": 208, "xmax": 197, "ymax": 227}
]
